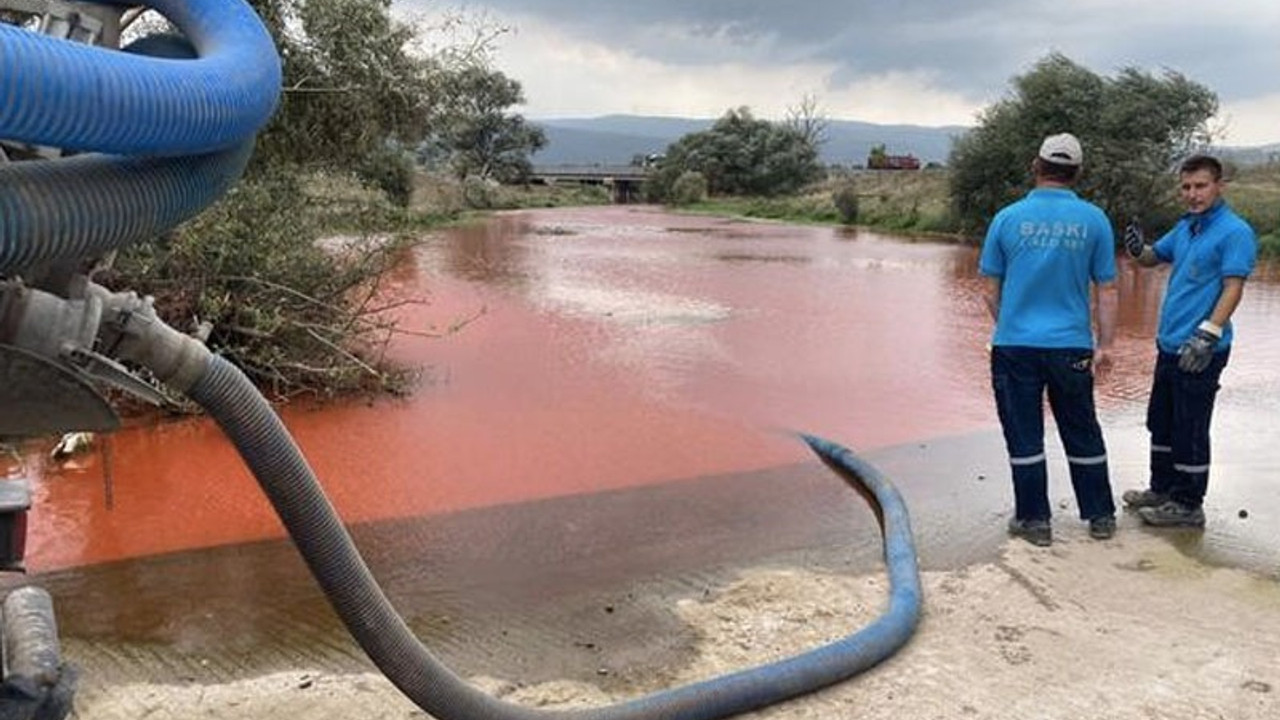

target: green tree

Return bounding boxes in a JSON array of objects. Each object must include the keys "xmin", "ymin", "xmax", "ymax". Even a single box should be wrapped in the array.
[
  {"xmin": 649, "ymin": 107, "xmax": 823, "ymax": 200},
  {"xmin": 949, "ymin": 53, "xmax": 1218, "ymax": 235},
  {"xmin": 247, "ymin": 0, "xmax": 434, "ymax": 175},
  {"xmin": 417, "ymin": 65, "xmax": 547, "ymax": 183}
]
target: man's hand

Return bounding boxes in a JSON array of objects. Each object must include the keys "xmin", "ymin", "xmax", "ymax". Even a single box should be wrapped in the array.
[
  {"xmin": 1092, "ymin": 347, "xmax": 1113, "ymax": 381},
  {"xmin": 1123, "ymin": 220, "xmax": 1146, "ymax": 259},
  {"xmin": 1177, "ymin": 322, "xmax": 1222, "ymax": 373}
]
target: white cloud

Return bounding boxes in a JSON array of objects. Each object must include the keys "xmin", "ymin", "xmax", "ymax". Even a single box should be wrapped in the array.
[
  {"xmin": 395, "ymin": 3, "xmax": 1279, "ymax": 145},
  {"xmin": 1216, "ymin": 94, "xmax": 1280, "ymax": 147},
  {"xmin": 493, "ymin": 17, "xmax": 800, "ymax": 118},
  {"xmin": 495, "ymin": 15, "xmax": 980, "ymax": 127},
  {"xmin": 818, "ymin": 72, "xmax": 984, "ymax": 127}
]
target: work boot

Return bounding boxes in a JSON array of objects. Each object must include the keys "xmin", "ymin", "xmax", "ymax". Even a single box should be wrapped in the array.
[
  {"xmin": 1088, "ymin": 514, "xmax": 1116, "ymax": 540},
  {"xmin": 1137, "ymin": 501, "xmax": 1206, "ymax": 528},
  {"xmin": 1122, "ymin": 489, "xmax": 1169, "ymax": 509},
  {"xmin": 1008, "ymin": 517, "xmax": 1052, "ymax": 547}
]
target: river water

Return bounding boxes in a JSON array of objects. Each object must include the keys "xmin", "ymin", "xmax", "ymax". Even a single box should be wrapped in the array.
[{"xmin": 4, "ymin": 205, "xmax": 1279, "ymax": 685}]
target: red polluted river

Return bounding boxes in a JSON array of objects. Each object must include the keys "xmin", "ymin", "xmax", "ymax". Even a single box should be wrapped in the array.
[{"xmin": 10, "ymin": 205, "xmax": 1280, "ymax": 577}]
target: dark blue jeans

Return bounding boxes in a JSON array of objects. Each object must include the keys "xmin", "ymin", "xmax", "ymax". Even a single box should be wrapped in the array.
[
  {"xmin": 1146, "ymin": 349, "xmax": 1229, "ymax": 509},
  {"xmin": 991, "ymin": 346, "xmax": 1116, "ymax": 522}
]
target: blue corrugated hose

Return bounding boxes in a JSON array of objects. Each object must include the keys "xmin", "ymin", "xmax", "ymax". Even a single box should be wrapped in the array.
[
  {"xmin": 0, "ymin": 0, "xmax": 280, "ymax": 274},
  {"xmin": 0, "ymin": 0, "xmax": 279, "ymax": 155}
]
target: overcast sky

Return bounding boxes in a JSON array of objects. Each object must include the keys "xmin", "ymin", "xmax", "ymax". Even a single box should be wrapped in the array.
[{"xmin": 395, "ymin": 1, "xmax": 1280, "ymax": 146}]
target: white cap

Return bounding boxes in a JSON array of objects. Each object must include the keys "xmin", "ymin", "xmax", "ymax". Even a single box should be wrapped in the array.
[{"xmin": 1038, "ymin": 133, "xmax": 1083, "ymax": 166}]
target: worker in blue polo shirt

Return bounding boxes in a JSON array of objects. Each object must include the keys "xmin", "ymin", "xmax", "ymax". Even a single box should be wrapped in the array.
[
  {"xmin": 1121, "ymin": 154, "xmax": 1258, "ymax": 527},
  {"xmin": 980, "ymin": 132, "xmax": 1119, "ymax": 547}
]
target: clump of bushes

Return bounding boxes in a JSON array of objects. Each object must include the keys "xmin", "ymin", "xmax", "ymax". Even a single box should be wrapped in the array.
[
  {"xmin": 670, "ymin": 171, "xmax": 709, "ymax": 206},
  {"xmin": 831, "ymin": 181, "xmax": 859, "ymax": 225},
  {"xmin": 106, "ymin": 169, "xmax": 421, "ymax": 402},
  {"xmin": 356, "ymin": 145, "xmax": 417, "ymax": 209}
]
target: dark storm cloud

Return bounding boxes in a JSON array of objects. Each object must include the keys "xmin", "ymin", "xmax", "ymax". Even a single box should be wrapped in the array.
[{"xmin": 414, "ymin": 0, "xmax": 1276, "ymax": 103}]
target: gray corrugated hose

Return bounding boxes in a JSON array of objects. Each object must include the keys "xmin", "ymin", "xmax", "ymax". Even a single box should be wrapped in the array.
[{"xmin": 185, "ymin": 353, "xmax": 922, "ymax": 720}]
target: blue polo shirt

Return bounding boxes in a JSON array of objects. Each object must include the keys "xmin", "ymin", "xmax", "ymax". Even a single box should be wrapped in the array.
[
  {"xmin": 979, "ymin": 187, "xmax": 1117, "ymax": 348},
  {"xmin": 1152, "ymin": 200, "xmax": 1257, "ymax": 353}
]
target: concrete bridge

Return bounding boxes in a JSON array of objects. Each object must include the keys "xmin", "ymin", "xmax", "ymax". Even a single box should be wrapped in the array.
[{"xmin": 529, "ymin": 164, "xmax": 648, "ymax": 203}]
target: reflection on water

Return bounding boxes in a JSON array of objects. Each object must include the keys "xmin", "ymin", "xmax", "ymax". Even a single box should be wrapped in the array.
[{"xmin": 7, "ymin": 205, "xmax": 1280, "ymax": 580}]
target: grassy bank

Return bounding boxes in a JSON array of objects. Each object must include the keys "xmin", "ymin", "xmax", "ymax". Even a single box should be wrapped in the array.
[
  {"xmin": 408, "ymin": 172, "xmax": 613, "ymax": 216},
  {"xmin": 674, "ymin": 164, "xmax": 1280, "ymax": 254},
  {"xmin": 1226, "ymin": 164, "xmax": 1280, "ymax": 253},
  {"xmin": 681, "ymin": 169, "xmax": 965, "ymax": 240}
]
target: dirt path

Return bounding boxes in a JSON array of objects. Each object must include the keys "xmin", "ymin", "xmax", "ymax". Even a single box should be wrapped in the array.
[{"xmin": 73, "ymin": 526, "xmax": 1279, "ymax": 719}]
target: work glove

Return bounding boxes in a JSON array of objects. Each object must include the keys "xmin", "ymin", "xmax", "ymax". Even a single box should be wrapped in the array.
[
  {"xmin": 1123, "ymin": 220, "xmax": 1145, "ymax": 259},
  {"xmin": 1177, "ymin": 321, "xmax": 1222, "ymax": 373}
]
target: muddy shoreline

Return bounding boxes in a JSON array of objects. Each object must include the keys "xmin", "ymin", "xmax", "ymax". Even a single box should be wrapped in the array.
[{"xmin": 71, "ymin": 527, "xmax": 1280, "ymax": 720}]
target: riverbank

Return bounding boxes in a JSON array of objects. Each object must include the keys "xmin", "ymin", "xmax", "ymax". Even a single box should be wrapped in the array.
[
  {"xmin": 73, "ymin": 526, "xmax": 1279, "ymax": 719},
  {"xmin": 677, "ymin": 165, "xmax": 1280, "ymax": 253},
  {"xmin": 685, "ymin": 169, "xmax": 961, "ymax": 238}
]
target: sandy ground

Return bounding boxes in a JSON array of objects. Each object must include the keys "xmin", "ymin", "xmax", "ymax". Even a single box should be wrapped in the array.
[{"xmin": 72, "ymin": 524, "xmax": 1279, "ymax": 720}]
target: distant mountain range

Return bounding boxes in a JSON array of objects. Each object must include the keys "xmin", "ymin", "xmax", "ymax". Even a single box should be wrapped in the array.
[
  {"xmin": 530, "ymin": 114, "xmax": 966, "ymax": 167},
  {"xmin": 1216, "ymin": 143, "xmax": 1280, "ymax": 167},
  {"xmin": 529, "ymin": 114, "xmax": 1280, "ymax": 168}
]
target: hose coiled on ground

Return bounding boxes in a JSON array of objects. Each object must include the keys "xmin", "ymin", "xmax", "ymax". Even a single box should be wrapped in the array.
[{"xmin": 189, "ymin": 354, "xmax": 922, "ymax": 720}]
